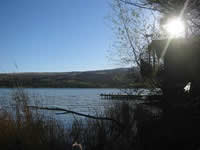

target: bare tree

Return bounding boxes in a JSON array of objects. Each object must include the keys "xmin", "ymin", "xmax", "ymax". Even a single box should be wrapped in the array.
[
  {"xmin": 110, "ymin": 0, "xmax": 160, "ymax": 88},
  {"xmin": 120, "ymin": 0, "xmax": 200, "ymax": 36}
]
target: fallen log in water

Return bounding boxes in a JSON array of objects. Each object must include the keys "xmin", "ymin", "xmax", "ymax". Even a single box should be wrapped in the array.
[{"xmin": 28, "ymin": 105, "xmax": 124, "ymax": 128}]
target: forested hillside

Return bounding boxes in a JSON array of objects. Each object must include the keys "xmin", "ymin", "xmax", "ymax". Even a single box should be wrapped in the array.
[{"xmin": 0, "ymin": 68, "xmax": 142, "ymax": 88}]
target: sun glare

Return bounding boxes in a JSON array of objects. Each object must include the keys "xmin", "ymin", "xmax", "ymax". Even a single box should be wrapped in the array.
[{"xmin": 163, "ymin": 18, "xmax": 185, "ymax": 37}]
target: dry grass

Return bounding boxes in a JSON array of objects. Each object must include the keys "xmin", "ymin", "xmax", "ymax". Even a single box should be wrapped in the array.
[
  {"xmin": 0, "ymin": 88, "xmax": 144, "ymax": 150},
  {"xmin": 1, "ymin": 88, "xmax": 199, "ymax": 150}
]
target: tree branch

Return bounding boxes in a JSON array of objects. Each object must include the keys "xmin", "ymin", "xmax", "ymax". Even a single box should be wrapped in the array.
[
  {"xmin": 117, "ymin": 1, "xmax": 141, "ymax": 66},
  {"xmin": 28, "ymin": 106, "xmax": 124, "ymax": 128},
  {"xmin": 120, "ymin": 0, "xmax": 159, "ymax": 11}
]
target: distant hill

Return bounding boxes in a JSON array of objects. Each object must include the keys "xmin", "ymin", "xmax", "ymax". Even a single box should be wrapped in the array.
[{"xmin": 0, "ymin": 68, "xmax": 143, "ymax": 88}]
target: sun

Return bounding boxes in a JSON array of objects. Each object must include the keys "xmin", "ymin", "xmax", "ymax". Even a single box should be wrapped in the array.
[{"xmin": 163, "ymin": 18, "xmax": 185, "ymax": 37}]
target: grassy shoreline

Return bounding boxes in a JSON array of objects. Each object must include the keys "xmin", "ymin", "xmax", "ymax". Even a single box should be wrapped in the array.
[{"xmin": 0, "ymin": 88, "xmax": 200, "ymax": 150}]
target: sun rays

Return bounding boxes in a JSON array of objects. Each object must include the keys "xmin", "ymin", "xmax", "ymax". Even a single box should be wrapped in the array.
[{"xmin": 163, "ymin": 18, "xmax": 185, "ymax": 37}]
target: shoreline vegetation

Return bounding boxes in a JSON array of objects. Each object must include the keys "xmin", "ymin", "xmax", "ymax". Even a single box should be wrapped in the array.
[{"xmin": 0, "ymin": 88, "xmax": 200, "ymax": 149}]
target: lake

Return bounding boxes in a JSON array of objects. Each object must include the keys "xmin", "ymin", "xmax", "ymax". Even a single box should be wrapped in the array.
[{"xmin": 0, "ymin": 88, "xmax": 145, "ymax": 124}]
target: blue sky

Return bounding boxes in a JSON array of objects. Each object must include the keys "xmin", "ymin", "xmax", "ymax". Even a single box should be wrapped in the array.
[{"xmin": 0, "ymin": 0, "xmax": 115, "ymax": 73}]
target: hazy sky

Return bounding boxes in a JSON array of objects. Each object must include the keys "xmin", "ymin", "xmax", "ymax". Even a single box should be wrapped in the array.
[{"xmin": 0, "ymin": 0, "xmax": 115, "ymax": 73}]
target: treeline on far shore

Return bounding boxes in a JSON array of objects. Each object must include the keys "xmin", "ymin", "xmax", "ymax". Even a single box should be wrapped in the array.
[{"xmin": 0, "ymin": 68, "xmax": 145, "ymax": 88}]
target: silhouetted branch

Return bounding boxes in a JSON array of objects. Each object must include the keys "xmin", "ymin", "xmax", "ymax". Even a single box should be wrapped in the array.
[
  {"xmin": 28, "ymin": 106, "xmax": 124, "ymax": 128},
  {"xmin": 119, "ymin": 0, "xmax": 158, "ymax": 11}
]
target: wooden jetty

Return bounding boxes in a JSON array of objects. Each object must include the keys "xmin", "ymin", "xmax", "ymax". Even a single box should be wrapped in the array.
[
  {"xmin": 100, "ymin": 93, "xmax": 162, "ymax": 101},
  {"xmin": 100, "ymin": 93, "xmax": 146, "ymax": 100}
]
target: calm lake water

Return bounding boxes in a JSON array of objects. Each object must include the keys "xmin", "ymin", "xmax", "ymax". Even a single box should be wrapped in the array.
[{"xmin": 0, "ymin": 88, "xmax": 145, "ymax": 124}]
